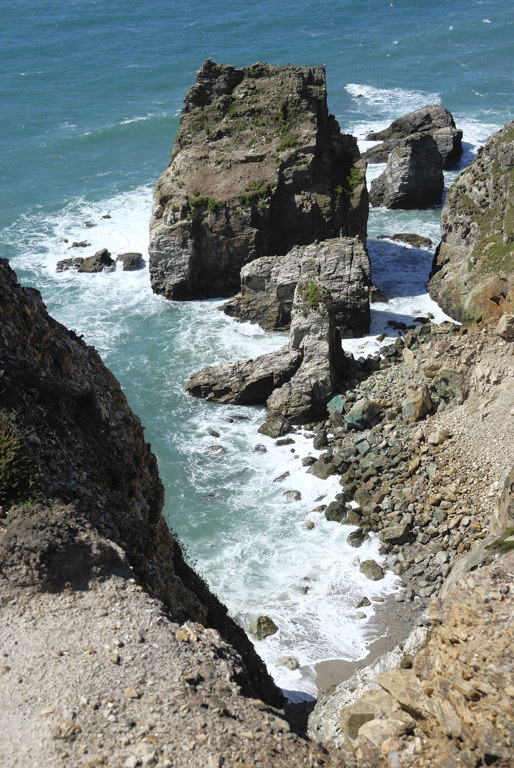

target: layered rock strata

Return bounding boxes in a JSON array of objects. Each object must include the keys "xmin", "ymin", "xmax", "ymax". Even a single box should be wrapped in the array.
[
  {"xmin": 429, "ymin": 121, "xmax": 514, "ymax": 323},
  {"xmin": 149, "ymin": 59, "xmax": 368, "ymax": 300},
  {"xmin": 223, "ymin": 237, "xmax": 371, "ymax": 337},
  {"xmin": 186, "ymin": 278, "xmax": 346, "ymax": 423},
  {"xmin": 369, "ymin": 133, "xmax": 443, "ymax": 209},
  {"xmin": 364, "ymin": 104, "xmax": 463, "ymax": 169}
]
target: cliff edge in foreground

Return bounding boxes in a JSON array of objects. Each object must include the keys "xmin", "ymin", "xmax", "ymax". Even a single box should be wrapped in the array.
[{"xmin": 1, "ymin": 259, "xmax": 352, "ymax": 767}]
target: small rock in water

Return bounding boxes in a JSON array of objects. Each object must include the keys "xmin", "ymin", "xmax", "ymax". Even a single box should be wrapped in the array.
[
  {"xmin": 279, "ymin": 656, "xmax": 300, "ymax": 670},
  {"xmin": 206, "ymin": 444, "xmax": 226, "ymax": 454},
  {"xmin": 359, "ymin": 559, "xmax": 385, "ymax": 580},
  {"xmin": 248, "ymin": 615, "xmax": 279, "ymax": 640}
]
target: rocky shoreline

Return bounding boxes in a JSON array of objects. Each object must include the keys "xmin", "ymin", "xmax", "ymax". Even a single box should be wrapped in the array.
[{"xmin": 2, "ymin": 58, "xmax": 513, "ymax": 766}]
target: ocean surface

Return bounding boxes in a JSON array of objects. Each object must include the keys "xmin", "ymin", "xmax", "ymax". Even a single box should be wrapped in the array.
[{"xmin": 2, "ymin": 0, "xmax": 512, "ymax": 699}]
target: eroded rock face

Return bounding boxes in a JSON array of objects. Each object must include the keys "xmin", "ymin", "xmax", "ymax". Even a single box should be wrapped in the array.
[
  {"xmin": 223, "ymin": 237, "xmax": 371, "ymax": 337},
  {"xmin": 184, "ymin": 346, "xmax": 303, "ymax": 405},
  {"xmin": 364, "ymin": 104, "xmax": 463, "ymax": 169},
  {"xmin": 369, "ymin": 133, "xmax": 443, "ymax": 209},
  {"xmin": 0, "ymin": 258, "xmax": 283, "ymax": 707},
  {"xmin": 428, "ymin": 121, "xmax": 514, "ymax": 323},
  {"xmin": 149, "ymin": 60, "xmax": 368, "ymax": 300},
  {"xmin": 186, "ymin": 278, "xmax": 346, "ymax": 423},
  {"xmin": 266, "ymin": 281, "xmax": 346, "ymax": 423}
]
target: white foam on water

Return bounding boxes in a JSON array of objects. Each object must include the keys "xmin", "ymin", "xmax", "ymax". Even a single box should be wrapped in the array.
[
  {"xmin": 345, "ymin": 83, "xmax": 440, "ymax": 116},
  {"xmin": 176, "ymin": 401, "xmax": 400, "ymax": 700},
  {"xmin": 1, "ymin": 128, "xmax": 476, "ymax": 700},
  {"xmin": 6, "ymin": 186, "xmax": 159, "ymax": 357}
]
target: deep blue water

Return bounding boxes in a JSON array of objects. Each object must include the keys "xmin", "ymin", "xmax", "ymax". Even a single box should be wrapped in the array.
[{"xmin": 1, "ymin": 0, "xmax": 512, "ymax": 698}]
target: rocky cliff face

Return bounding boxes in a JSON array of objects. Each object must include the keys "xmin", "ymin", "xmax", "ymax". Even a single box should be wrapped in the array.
[
  {"xmin": 186, "ymin": 276, "xmax": 347, "ymax": 424},
  {"xmin": 0, "ymin": 258, "xmax": 283, "ymax": 707},
  {"xmin": 223, "ymin": 237, "xmax": 371, "ymax": 337},
  {"xmin": 369, "ymin": 133, "xmax": 443, "ymax": 210},
  {"xmin": 364, "ymin": 104, "xmax": 462, "ymax": 170},
  {"xmin": 149, "ymin": 60, "xmax": 368, "ymax": 300},
  {"xmin": 317, "ymin": 552, "xmax": 514, "ymax": 768},
  {"xmin": 428, "ymin": 121, "xmax": 514, "ymax": 323}
]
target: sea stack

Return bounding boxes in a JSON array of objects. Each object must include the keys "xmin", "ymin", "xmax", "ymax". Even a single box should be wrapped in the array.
[{"xmin": 149, "ymin": 60, "xmax": 368, "ymax": 300}]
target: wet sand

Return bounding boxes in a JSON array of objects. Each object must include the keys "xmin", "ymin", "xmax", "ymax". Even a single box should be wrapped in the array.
[{"xmin": 312, "ymin": 594, "xmax": 423, "ymax": 694}]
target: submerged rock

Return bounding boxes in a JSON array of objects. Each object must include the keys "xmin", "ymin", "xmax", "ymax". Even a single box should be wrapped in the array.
[
  {"xmin": 149, "ymin": 60, "xmax": 367, "ymax": 300},
  {"xmin": 377, "ymin": 232, "xmax": 433, "ymax": 249}
]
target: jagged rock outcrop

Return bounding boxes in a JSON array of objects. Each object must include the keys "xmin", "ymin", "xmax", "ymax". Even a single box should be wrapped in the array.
[
  {"xmin": 331, "ymin": 551, "xmax": 514, "ymax": 768},
  {"xmin": 149, "ymin": 59, "xmax": 368, "ymax": 300},
  {"xmin": 376, "ymin": 232, "xmax": 433, "ymax": 249},
  {"xmin": 266, "ymin": 281, "xmax": 346, "ymax": 422},
  {"xmin": 0, "ymin": 258, "xmax": 282, "ymax": 706},
  {"xmin": 428, "ymin": 121, "xmax": 514, "ymax": 323},
  {"xmin": 116, "ymin": 251, "xmax": 144, "ymax": 270},
  {"xmin": 364, "ymin": 104, "xmax": 463, "ymax": 169},
  {"xmin": 185, "ymin": 346, "xmax": 303, "ymax": 405},
  {"xmin": 186, "ymin": 278, "xmax": 346, "ymax": 423},
  {"xmin": 223, "ymin": 237, "xmax": 371, "ymax": 337},
  {"xmin": 369, "ymin": 133, "xmax": 444, "ymax": 209}
]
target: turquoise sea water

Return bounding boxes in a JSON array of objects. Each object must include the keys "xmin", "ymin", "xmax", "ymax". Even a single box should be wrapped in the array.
[{"xmin": 2, "ymin": 0, "xmax": 513, "ymax": 698}]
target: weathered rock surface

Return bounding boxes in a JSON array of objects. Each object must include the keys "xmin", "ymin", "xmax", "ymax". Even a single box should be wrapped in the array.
[
  {"xmin": 377, "ymin": 232, "xmax": 433, "ymax": 249},
  {"xmin": 185, "ymin": 345, "xmax": 303, "ymax": 405},
  {"xmin": 116, "ymin": 251, "xmax": 144, "ymax": 270},
  {"xmin": 149, "ymin": 59, "xmax": 368, "ymax": 300},
  {"xmin": 428, "ymin": 121, "xmax": 514, "ymax": 323},
  {"xmin": 187, "ymin": 278, "xmax": 346, "ymax": 423},
  {"xmin": 364, "ymin": 104, "xmax": 463, "ymax": 169},
  {"xmin": 345, "ymin": 553, "xmax": 514, "ymax": 767},
  {"xmin": 78, "ymin": 247, "xmax": 115, "ymax": 272},
  {"xmin": 0, "ymin": 510, "xmax": 350, "ymax": 768},
  {"xmin": 266, "ymin": 281, "xmax": 347, "ymax": 422},
  {"xmin": 223, "ymin": 237, "xmax": 371, "ymax": 337},
  {"xmin": 369, "ymin": 133, "xmax": 444, "ymax": 209},
  {"xmin": 307, "ymin": 318, "xmax": 514, "ymax": 764},
  {"xmin": 0, "ymin": 258, "xmax": 283, "ymax": 707}
]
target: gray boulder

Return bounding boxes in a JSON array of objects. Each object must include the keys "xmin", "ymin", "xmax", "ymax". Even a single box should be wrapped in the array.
[
  {"xmin": 185, "ymin": 346, "xmax": 302, "ymax": 405},
  {"xmin": 116, "ymin": 252, "xmax": 144, "ymax": 271},
  {"xmin": 77, "ymin": 248, "xmax": 115, "ymax": 273},
  {"xmin": 364, "ymin": 104, "xmax": 462, "ymax": 169},
  {"xmin": 223, "ymin": 237, "xmax": 371, "ymax": 337},
  {"xmin": 359, "ymin": 559, "xmax": 385, "ymax": 580},
  {"xmin": 369, "ymin": 134, "xmax": 443, "ymax": 210}
]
